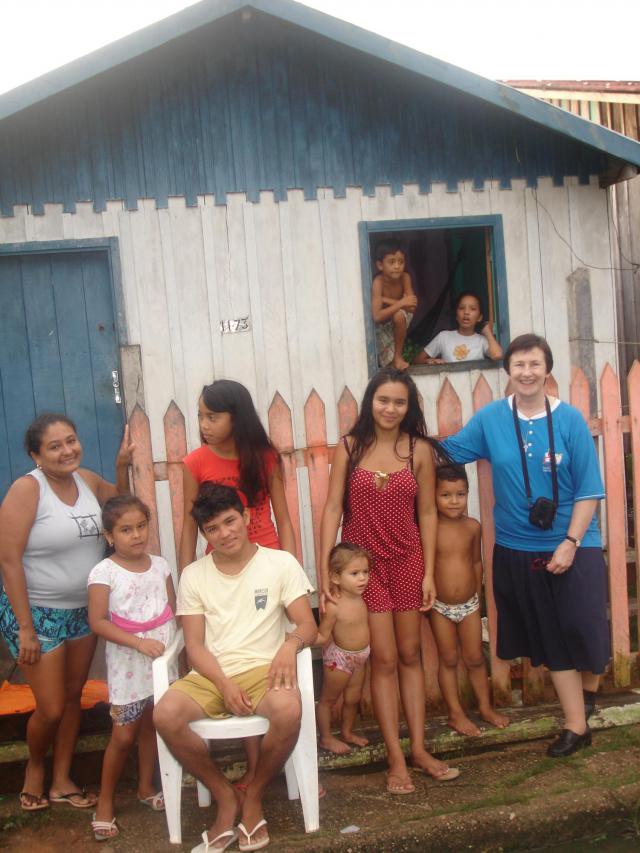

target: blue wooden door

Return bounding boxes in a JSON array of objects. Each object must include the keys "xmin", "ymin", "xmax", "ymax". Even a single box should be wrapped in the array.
[{"xmin": 0, "ymin": 250, "xmax": 124, "ymax": 497}]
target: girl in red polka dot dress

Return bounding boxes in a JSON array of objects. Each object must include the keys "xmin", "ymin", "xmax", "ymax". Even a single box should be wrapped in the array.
[{"xmin": 320, "ymin": 368, "xmax": 460, "ymax": 794}]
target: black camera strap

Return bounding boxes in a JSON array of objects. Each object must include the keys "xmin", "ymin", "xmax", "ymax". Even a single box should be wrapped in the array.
[{"xmin": 512, "ymin": 395, "xmax": 558, "ymax": 507}]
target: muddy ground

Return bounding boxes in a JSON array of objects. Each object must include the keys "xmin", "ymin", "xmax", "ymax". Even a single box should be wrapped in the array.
[{"xmin": 1, "ymin": 724, "xmax": 639, "ymax": 852}]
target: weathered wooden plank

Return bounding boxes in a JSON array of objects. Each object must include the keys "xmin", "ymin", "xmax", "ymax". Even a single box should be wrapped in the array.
[
  {"xmin": 163, "ymin": 401, "xmax": 187, "ymax": 566},
  {"xmin": 304, "ymin": 390, "xmax": 330, "ymax": 572},
  {"xmin": 570, "ymin": 367, "xmax": 590, "ymax": 420},
  {"xmin": 337, "ymin": 387, "xmax": 358, "ymax": 438},
  {"xmin": 472, "ymin": 375, "xmax": 512, "ymax": 705},
  {"xmin": 600, "ymin": 364, "xmax": 631, "ymax": 686},
  {"xmin": 129, "ymin": 404, "xmax": 160, "ymax": 555},
  {"xmin": 627, "ymin": 361, "xmax": 640, "ymax": 656},
  {"xmin": 436, "ymin": 378, "xmax": 463, "ymax": 437},
  {"xmin": 268, "ymin": 392, "xmax": 303, "ymax": 563}
]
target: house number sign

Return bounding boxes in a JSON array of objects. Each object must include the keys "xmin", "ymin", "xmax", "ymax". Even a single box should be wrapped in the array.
[{"xmin": 219, "ymin": 317, "xmax": 251, "ymax": 334}]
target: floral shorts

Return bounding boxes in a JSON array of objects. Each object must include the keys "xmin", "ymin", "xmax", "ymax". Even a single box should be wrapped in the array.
[
  {"xmin": 110, "ymin": 696, "xmax": 153, "ymax": 726},
  {"xmin": 322, "ymin": 640, "xmax": 370, "ymax": 675},
  {"xmin": 0, "ymin": 590, "xmax": 91, "ymax": 658}
]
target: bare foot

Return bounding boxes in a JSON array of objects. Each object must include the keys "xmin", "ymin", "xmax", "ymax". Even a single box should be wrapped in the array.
[
  {"xmin": 319, "ymin": 734, "xmax": 352, "ymax": 754},
  {"xmin": 206, "ymin": 783, "xmax": 241, "ymax": 846},
  {"xmin": 479, "ymin": 707, "xmax": 510, "ymax": 729},
  {"xmin": 386, "ymin": 772, "xmax": 415, "ymax": 794},
  {"xmin": 23, "ymin": 760, "xmax": 46, "ymax": 800},
  {"xmin": 447, "ymin": 712, "xmax": 481, "ymax": 737},
  {"xmin": 410, "ymin": 750, "xmax": 455, "ymax": 778},
  {"xmin": 239, "ymin": 788, "xmax": 269, "ymax": 849},
  {"xmin": 341, "ymin": 731, "xmax": 369, "ymax": 747},
  {"xmin": 392, "ymin": 356, "xmax": 410, "ymax": 370}
]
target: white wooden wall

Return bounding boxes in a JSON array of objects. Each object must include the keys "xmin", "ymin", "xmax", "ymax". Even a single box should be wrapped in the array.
[{"xmin": 0, "ymin": 177, "xmax": 618, "ymax": 569}]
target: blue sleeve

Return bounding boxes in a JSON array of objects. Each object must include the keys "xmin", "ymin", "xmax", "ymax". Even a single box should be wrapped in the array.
[
  {"xmin": 441, "ymin": 411, "xmax": 489, "ymax": 464},
  {"xmin": 563, "ymin": 406, "xmax": 605, "ymax": 501}
]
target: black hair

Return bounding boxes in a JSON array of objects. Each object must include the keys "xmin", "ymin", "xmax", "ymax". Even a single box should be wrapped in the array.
[
  {"xmin": 503, "ymin": 333, "xmax": 553, "ymax": 373},
  {"xmin": 435, "ymin": 463, "xmax": 469, "ymax": 489},
  {"xmin": 24, "ymin": 412, "xmax": 77, "ymax": 456},
  {"xmin": 102, "ymin": 494, "xmax": 151, "ymax": 533},
  {"xmin": 374, "ymin": 238, "xmax": 404, "ymax": 263},
  {"xmin": 454, "ymin": 291, "xmax": 482, "ymax": 311},
  {"xmin": 199, "ymin": 379, "xmax": 279, "ymax": 507},
  {"xmin": 191, "ymin": 483, "xmax": 245, "ymax": 531},
  {"xmin": 343, "ymin": 367, "xmax": 443, "ymax": 516},
  {"xmin": 328, "ymin": 542, "xmax": 370, "ymax": 576}
]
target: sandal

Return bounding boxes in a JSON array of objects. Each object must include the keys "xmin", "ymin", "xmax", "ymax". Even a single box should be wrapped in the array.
[
  {"xmin": 91, "ymin": 814, "xmax": 119, "ymax": 842},
  {"xmin": 138, "ymin": 791, "xmax": 165, "ymax": 811},
  {"xmin": 191, "ymin": 828, "xmax": 237, "ymax": 853},
  {"xmin": 19, "ymin": 791, "xmax": 49, "ymax": 811},
  {"xmin": 410, "ymin": 763, "xmax": 460, "ymax": 781},
  {"xmin": 50, "ymin": 788, "xmax": 97, "ymax": 808},
  {"xmin": 385, "ymin": 773, "xmax": 416, "ymax": 795},
  {"xmin": 237, "ymin": 818, "xmax": 269, "ymax": 852}
]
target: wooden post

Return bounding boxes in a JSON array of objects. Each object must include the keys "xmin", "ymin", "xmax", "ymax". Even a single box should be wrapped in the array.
[
  {"xmin": 268, "ymin": 393, "xmax": 303, "ymax": 563},
  {"xmin": 337, "ymin": 386, "xmax": 358, "ymax": 438},
  {"xmin": 436, "ymin": 378, "xmax": 463, "ymax": 437},
  {"xmin": 472, "ymin": 376, "xmax": 512, "ymax": 706},
  {"xmin": 627, "ymin": 361, "xmax": 640, "ymax": 657},
  {"xmin": 600, "ymin": 364, "xmax": 631, "ymax": 686},
  {"xmin": 128, "ymin": 404, "xmax": 160, "ymax": 555},
  {"xmin": 163, "ymin": 402, "xmax": 187, "ymax": 566},
  {"xmin": 304, "ymin": 390, "xmax": 330, "ymax": 574}
]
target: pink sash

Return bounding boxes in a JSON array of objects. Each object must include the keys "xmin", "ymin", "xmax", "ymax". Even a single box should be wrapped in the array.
[{"xmin": 110, "ymin": 603, "xmax": 174, "ymax": 633}]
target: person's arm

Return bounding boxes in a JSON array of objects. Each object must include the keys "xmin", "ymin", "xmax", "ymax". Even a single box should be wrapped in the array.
[
  {"xmin": 178, "ymin": 465, "xmax": 200, "ymax": 572},
  {"xmin": 88, "ymin": 582, "xmax": 165, "ymax": 657},
  {"xmin": 401, "ymin": 272, "xmax": 418, "ymax": 314},
  {"xmin": 480, "ymin": 322, "xmax": 503, "ymax": 360},
  {"xmin": 415, "ymin": 440, "xmax": 438, "ymax": 612},
  {"xmin": 267, "ymin": 462, "xmax": 297, "ymax": 556},
  {"xmin": 472, "ymin": 522, "xmax": 483, "ymax": 597},
  {"xmin": 81, "ymin": 425, "xmax": 135, "ymax": 504},
  {"xmin": 268, "ymin": 594, "xmax": 316, "ymax": 691},
  {"xmin": 314, "ymin": 604, "xmax": 338, "ymax": 646},
  {"xmin": 318, "ymin": 440, "xmax": 349, "ymax": 612},
  {"xmin": 182, "ymin": 613, "xmax": 253, "ymax": 715},
  {"xmin": 546, "ymin": 499, "xmax": 598, "ymax": 575},
  {"xmin": 440, "ymin": 411, "xmax": 489, "ymax": 465},
  {"xmin": 0, "ymin": 477, "xmax": 41, "ymax": 665},
  {"xmin": 371, "ymin": 276, "xmax": 415, "ymax": 323}
]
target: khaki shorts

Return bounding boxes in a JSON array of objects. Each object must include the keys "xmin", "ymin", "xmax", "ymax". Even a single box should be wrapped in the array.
[{"xmin": 169, "ymin": 664, "xmax": 271, "ymax": 718}]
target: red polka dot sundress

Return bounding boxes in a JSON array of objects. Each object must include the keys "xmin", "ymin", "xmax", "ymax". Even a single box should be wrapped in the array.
[{"xmin": 341, "ymin": 438, "xmax": 425, "ymax": 613}]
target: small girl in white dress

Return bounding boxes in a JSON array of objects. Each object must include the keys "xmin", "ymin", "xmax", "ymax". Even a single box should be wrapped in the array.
[{"xmin": 87, "ymin": 494, "xmax": 177, "ymax": 842}]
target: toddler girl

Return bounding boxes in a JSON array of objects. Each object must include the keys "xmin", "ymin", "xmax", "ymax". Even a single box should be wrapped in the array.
[
  {"xmin": 87, "ymin": 495, "xmax": 177, "ymax": 841},
  {"xmin": 316, "ymin": 543, "xmax": 371, "ymax": 755}
]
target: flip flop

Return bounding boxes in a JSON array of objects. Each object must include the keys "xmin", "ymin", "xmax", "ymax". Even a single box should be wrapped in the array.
[
  {"xmin": 191, "ymin": 828, "xmax": 237, "ymax": 853},
  {"xmin": 91, "ymin": 814, "xmax": 119, "ymax": 842},
  {"xmin": 19, "ymin": 791, "xmax": 49, "ymax": 811},
  {"xmin": 138, "ymin": 791, "xmax": 165, "ymax": 811},
  {"xmin": 237, "ymin": 818, "xmax": 269, "ymax": 852},
  {"xmin": 50, "ymin": 789, "xmax": 97, "ymax": 808},
  {"xmin": 385, "ymin": 773, "xmax": 416, "ymax": 795},
  {"xmin": 411, "ymin": 764, "xmax": 460, "ymax": 781}
]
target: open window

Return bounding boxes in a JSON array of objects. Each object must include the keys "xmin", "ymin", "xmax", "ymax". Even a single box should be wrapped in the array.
[{"xmin": 359, "ymin": 215, "xmax": 509, "ymax": 374}]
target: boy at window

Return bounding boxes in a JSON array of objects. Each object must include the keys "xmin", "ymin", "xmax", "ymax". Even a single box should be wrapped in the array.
[
  {"xmin": 371, "ymin": 239, "xmax": 418, "ymax": 370},
  {"xmin": 420, "ymin": 292, "xmax": 502, "ymax": 364}
]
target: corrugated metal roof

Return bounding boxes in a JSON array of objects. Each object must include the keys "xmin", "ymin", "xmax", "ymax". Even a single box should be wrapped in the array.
[{"xmin": 0, "ymin": 0, "xmax": 639, "ymax": 169}]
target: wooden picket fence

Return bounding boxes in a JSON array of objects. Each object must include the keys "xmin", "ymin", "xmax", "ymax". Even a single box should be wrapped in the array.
[{"xmin": 128, "ymin": 362, "xmax": 640, "ymax": 708}]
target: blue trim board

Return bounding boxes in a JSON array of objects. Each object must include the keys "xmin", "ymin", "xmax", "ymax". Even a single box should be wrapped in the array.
[
  {"xmin": 0, "ymin": 14, "xmax": 623, "ymax": 216},
  {"xmin": 360, "ymin": 215, "xmax": 510, "ymax": 377},
  {"xmin": 0, "ymin": 0, "xmax": 638, "ymax": 172}
]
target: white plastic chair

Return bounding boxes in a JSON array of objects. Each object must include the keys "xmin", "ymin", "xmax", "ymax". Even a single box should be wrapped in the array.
[{"xmin": 152, "ymin": 629, "xmax": 320, "ymax": 844}]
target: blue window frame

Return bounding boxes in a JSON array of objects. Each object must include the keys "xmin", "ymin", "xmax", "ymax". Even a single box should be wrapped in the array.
[{"xmin": 358, "ymin": 215, "xmax": 509, "ymax": 376}]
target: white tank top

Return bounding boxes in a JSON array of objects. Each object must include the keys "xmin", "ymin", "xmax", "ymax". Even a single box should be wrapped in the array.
[{"xmin": 23, "ymin": 468, "xmax": 105, "ymax": 609}]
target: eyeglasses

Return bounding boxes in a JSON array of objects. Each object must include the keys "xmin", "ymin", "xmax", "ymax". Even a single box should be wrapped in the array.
[{"xmin": 531, "ymin": 558, "xmax": 549, "ymax": 571}]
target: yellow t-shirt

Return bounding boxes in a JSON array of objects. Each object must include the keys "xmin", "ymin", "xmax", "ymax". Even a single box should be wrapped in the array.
[{"xmin": 177, "ymin": 545, "xmax": 313, "ymax": 678}]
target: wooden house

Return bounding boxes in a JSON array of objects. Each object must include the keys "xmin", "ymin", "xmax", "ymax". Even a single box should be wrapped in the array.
[{"xmin": 1, "ymin": 0, "xmax": 640, "ymax": 579}]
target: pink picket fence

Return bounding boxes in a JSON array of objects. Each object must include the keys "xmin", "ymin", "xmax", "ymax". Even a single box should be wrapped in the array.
[{"xmin": 128, "ymin": 363, "xmax": 640, "ymax": 709}]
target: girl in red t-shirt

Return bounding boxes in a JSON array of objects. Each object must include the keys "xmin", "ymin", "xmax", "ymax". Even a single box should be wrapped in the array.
[
  {"xmin": 179, "ymin": 379, "xmax": 296, "ymax": 568},
  {"xmin": 179, "ymin": 380, "xmax": 296, "ymax": 792}
]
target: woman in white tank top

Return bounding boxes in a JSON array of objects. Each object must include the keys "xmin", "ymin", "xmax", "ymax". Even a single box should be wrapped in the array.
[{"xmin": 0, "ymin": 413, "xmax": 132, "ymax": 812}]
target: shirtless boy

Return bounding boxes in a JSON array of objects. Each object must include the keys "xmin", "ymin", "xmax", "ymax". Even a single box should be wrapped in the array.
[
  {"xmin": 371, "ymin": 239, "xmax": 417, "ymax": 370},
  {"xmin": 430, "ymin": 464, "xmax": 510, "ymax": 736}
]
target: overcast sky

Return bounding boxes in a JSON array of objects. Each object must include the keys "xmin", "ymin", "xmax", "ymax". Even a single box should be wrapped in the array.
[{"xmin": 1, "ymin": 0, "xmax": 638, "ymax": 96}]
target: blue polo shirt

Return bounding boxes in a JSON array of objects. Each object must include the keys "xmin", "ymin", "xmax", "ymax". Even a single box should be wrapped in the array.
[{"xmin": 441, "ymin": 397, "xmax": 604, "ymax": 551}]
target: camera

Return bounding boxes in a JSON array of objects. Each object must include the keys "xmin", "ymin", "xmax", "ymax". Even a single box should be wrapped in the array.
[{"xmin": 528, "ymin": 497, "xmax": 557, "ymax": 530}]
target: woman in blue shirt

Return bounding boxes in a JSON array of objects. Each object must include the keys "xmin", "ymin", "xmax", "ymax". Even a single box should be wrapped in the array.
[{"xmin": 442, "ymin": 334, "xmax": 610, "ymax": 758}]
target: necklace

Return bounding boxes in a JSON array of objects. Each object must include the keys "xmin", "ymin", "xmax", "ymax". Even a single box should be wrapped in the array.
[{"xmin": 374, "ymin": 470, "xmax": 390, "ymax": 491}]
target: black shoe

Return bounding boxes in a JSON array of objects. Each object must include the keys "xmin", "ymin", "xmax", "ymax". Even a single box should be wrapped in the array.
[
  {"xmin": 583, "ymin": 689, "xmax": 597, "ymax": 720},
  {"xmin": 546, "ymin": 727, "xmax": 592, "ymax": 758}
]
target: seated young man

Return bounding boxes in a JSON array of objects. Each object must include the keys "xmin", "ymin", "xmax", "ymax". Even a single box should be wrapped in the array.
[{"xmin": 153, "ymin": 485, "xmax": 315, "ymax": 853}]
